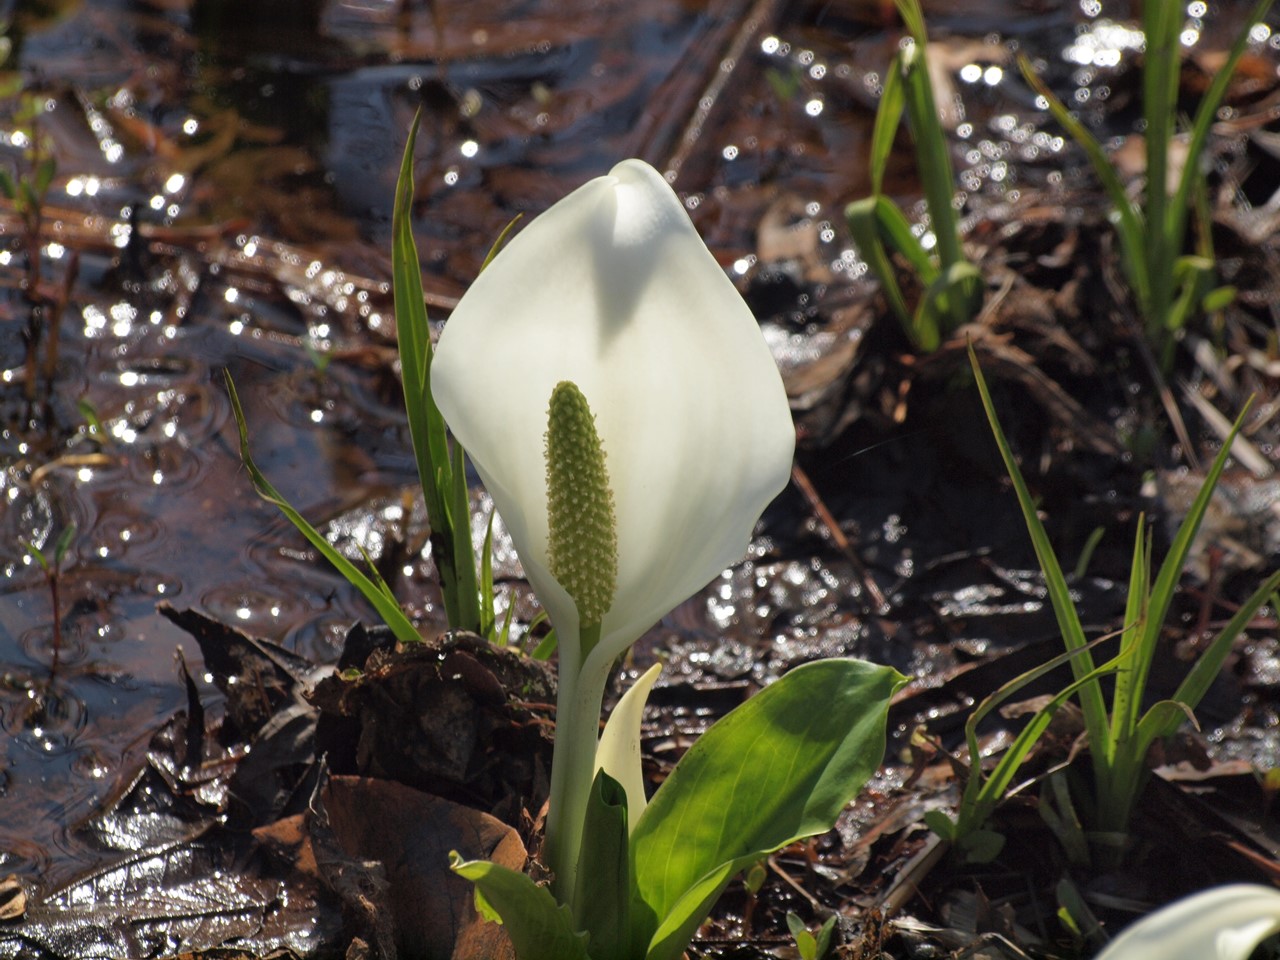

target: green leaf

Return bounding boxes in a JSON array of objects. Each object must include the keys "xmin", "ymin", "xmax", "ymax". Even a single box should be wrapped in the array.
[
  {"xmin": 846, "ymin": 197, "xmax": 914, "ymax": 339},
  {"xmin": 572, "ymin": 771, "xmax": 631, "ymax": 957},
  {"xmin": 630, "ymin": 659, "xmax": 906, "ymax": 960},
  {"xmin": 21, "ymin": 539, "xmax": 49, "ymax": 572},
  {"xmin": 868, "ymin": 53, "xmax": 906, "ymax": 195},
  {"xmin": 393, "ymin": 111, "xmax": 478, "ymax": 632},
  {"xmin": 33, "ymin": 156, "xmax": 55, "ymax": 198},
  {"xmin": 923, "ymin": 808, "xmax": 957, "ymax": 842},
  {"xmin": 450, "ymin": 853, "xmax": 592, "ymax": 960},
  {"xmin": 1168, "ymin": 0, "xmax": 1275, "ymax": 264},
  {"xmin": 897, "ymin": 28, "xmax": 962, "ymax": 275},
  {"xmin": 956, "ymin": 828, "xmax": 1005, "ymax": 864},
  {"xmin": 480, "ymin": 509, "xmax": 497, "ymax": 640},
  {"xmin": 0, "ymin": 168, "xmax": 16, "ymax": 200},
  {"xmin": 1162, "ymin": 567, "xmax": 1280, "ymax": 736},
  {"xmin": 968, "ymin": 347, "xmax": 1112, "ymax": 760},
  {"xmin": 916, "ymin": 260, "xmax": 981, "ymax": 343},
  {"xmin": 1202, "ymin": 285, "xmax": 1237, "ymax": 314},
  {"xmin": 223, "ymin": 371, "xmax": 423, "ymax": 647},
  {"xmin": 52, "ymin": 524, "xmax": 76, "ymax": 568},
  {"xmin": 1017, "ymin": 55, "xmax": 1148, "ymax": 314}
]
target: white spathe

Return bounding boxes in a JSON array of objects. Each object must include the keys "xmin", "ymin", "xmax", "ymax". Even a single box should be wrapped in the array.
[
  {"xmin": 1094, "ymin": 885, "xmax": 1280, "ymax": 960},
  {"xmin": 431, "ymin": 158, "xmax": 795, "ymax": 675}
]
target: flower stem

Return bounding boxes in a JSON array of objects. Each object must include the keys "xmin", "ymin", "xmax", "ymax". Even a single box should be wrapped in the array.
[{"xmin": 545, "ymin": 621, "xmax": 608, "ymax": 902}]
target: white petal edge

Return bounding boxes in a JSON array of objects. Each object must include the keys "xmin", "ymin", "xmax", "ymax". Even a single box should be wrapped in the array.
[{"xmin": 1094, "ymin": 885, "xmax": 1280, "ymax": 960}]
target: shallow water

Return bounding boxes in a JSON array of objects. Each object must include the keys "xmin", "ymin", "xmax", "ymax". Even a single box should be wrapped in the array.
[{"xmin": 2, "ymin": 0, "xmax": 1277, "ymax": 890}]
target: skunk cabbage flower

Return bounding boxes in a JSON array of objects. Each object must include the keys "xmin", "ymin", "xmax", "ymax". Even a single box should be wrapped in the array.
[
  {"xmin": 432, "ymin": 158, "xmax": 793, "ymax": 671},
  {"xmin": 431, "ymin": 158, "xmax": 795, "ymax": 893},
  {"xmin": 1094, "ymin": 885, "xmax": 1280, "ymax": 960}
]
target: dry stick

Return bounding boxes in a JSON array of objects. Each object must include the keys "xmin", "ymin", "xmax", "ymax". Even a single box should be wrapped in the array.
[
  {"xmin": 652, "ymin": 0, "xmax": 786, "ymax": 181},
  {"xmin": 1099, "ymin": 259, "xmax": 1200, "ymax": 469},
  {"xmin": 790, "ymin": 462, "xmax": 890, "ymax": 615}
]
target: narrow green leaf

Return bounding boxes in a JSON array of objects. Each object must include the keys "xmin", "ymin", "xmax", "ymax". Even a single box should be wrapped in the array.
[
  {"xmin": 1169, "ymin": 0, "xmax": 1275, "ymax": 262},
  {"xmin": 481, "ymin": 215, "xmax": 522, "ymax": 272},
  {"xmin": 869, "ymin": 54, "xmax": 906, "ymax": 195},
  {"xmin": 899, "ymin": 38, "xmax": 962, "ymax": 274},
  {"xmin": 630, "ymin": 659, "xmax": 906, "ymax": 960},
  {"xmin": 450, "ymin": 439, "xmax": 481, "ymax": 630},
  {"xmin": 22, "ymin": 539, "xmax": 49, "ymax": 572},
  {"xmin": 0, "ymin": 169, "xmax": 15, "ymax": 201},
  {"xmin": 480, "ymin": 509, "xmax": 497, "ymax": 641},
  {"xmin": 34, "ymin": 156, "xmax": 55, "ymax": 198},
  {"xmin": 531, "ymin": 623, "xmax": 558, "ymax": 660},
  {"xmin": 53, "ymin": 524, "xmax": 76, "ymax": 568},
  {"xmin": 1133, "ymin": 402, "xmax": 1253, "ymax": 710},
  {"xmin": 874, "ymin": 195, "xmax": 938, "ymax": 283},
  {"xmin": 923, "ymin": 808, "xmax": 957, "ymax": 841},
  {"xmin": 224, "ymin": 371, "xmax": 423, "ymax": 647},
  {"xmin": 846, "ymin": 197, "xmax": 914, "ymax": 337},
  {"xmin": 1203, "ymin": 285, "xmax": 1237, "ymax": 314},
  {"xmin": 962, "ymin": 657, "xmax": 1113, "ymax": 833},
  {"xmin": 1017, "ymin": 55, "xmax": 1149, "ymax": 313},
  {"xmin": 450, "ymin": 853, "xmax": 592, "ymax": 960},
  {"xmin": 1162, "ymin": 567, "xmax": 1280, "ymax": 734},
  {"xmin": 356, "ymin": 543, "xmax": 397, "ymax": 604},
  {"xmin": 1109, "ymin": 517, "xmax": 1151, "ymax": 752},
  {"xmin": 968, "ymin": 347, "xmax": 1113, "ymax": 759},
  {"xmin": 393, "ymin": 110, "xmax": 469, "ymax": 630}
]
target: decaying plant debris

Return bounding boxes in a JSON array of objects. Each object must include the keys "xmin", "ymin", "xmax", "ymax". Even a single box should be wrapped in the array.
[{"xmin": 2, "ymin": 2, "xmax": 1280, "ymax": 958}]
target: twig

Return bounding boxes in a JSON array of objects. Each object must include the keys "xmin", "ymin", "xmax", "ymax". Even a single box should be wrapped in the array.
[{"xmin": 790, "ymin": 462, "xmax": 890, "ymax": 614}]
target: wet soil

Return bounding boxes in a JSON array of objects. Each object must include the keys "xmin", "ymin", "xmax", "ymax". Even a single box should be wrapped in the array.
[{"xmin": 1, "ymin": 0, "xmax": 1280, "ymax": 957}]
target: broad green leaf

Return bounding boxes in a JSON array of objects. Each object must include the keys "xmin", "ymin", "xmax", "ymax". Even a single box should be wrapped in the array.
[
  {"xmin": 572, "ymin": 771, "xmax": 631, "ymax": 957},
  {"xmin": 450, "ymin": 853, "xmax": 591, "ymax": 960},
  {"xmin": 224, "ymin": 371, "xmax": 422, "ymax": 647},
  {"xmin": 629, "ymin": 659, "xmax": 905, "ymax": 960}
]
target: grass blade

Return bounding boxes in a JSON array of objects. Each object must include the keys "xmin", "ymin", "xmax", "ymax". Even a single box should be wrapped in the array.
[
  {"xmin": 1017, "ymin": 55, "xmax": 1149, "ymax": 314},
  {"xmin": 224, "ymin": 371, "xmax": 422, "ymax": 648},
  {"xmin": 969, "ymin": 347, "xmax": 1113, "ymax": 762}
]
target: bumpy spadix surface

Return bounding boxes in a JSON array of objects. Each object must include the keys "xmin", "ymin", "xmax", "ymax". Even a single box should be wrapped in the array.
[
  {"xmin": 431, "ymin": 159, "xmax": 795, "ymax": 668},
  {"xmin": 544, "ymin": 380, "xmax": 617, "ymax": 630},
  {"xmin": 1093, "ymin": 885, "xmax": 1280, "ymax": 960}
]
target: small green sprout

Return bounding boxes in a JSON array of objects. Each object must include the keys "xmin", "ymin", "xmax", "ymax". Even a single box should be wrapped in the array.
[
  {"xmin": 936, "ymin": 347, "xmax": 1280, "ymax": 862},
  {"xmin": 845, "ymin": 0, "xmax": 982, "ymax": 351},
  {"xmin": 1020, "ymin": 0, "xmax": 1275, "ymax": 361}
]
